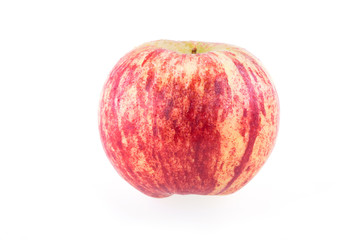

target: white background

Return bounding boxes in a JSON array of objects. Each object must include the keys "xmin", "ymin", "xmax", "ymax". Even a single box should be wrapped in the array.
[{"xmin": 1, "ymin": 0, "xmax": 359, "ymax": 239}]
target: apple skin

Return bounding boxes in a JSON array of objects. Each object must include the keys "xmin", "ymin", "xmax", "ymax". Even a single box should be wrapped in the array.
[{"xmin": 99, "ymin": 40, "xmax": 279, "ymax": 198}]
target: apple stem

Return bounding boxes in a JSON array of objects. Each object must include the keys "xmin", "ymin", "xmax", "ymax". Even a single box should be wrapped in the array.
[{"xmin": 191, "ymin": 47, "xmax": 197, "ymax": 54}]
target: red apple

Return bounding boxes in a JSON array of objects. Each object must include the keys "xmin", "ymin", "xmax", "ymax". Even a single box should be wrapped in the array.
[{"xmin": 99, "ymin": 40, "xmax": 279, "ymax": 198}]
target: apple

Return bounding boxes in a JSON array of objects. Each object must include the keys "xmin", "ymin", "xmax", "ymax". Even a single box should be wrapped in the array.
[{"xmin": 99, "ymin": 40, "xmax": 279, "ymax": 198}]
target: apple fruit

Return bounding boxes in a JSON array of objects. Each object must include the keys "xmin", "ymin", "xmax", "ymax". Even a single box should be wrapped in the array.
[{"xmin": 99, "ymin": 40, "xmax": 279, "ymax": 198}]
